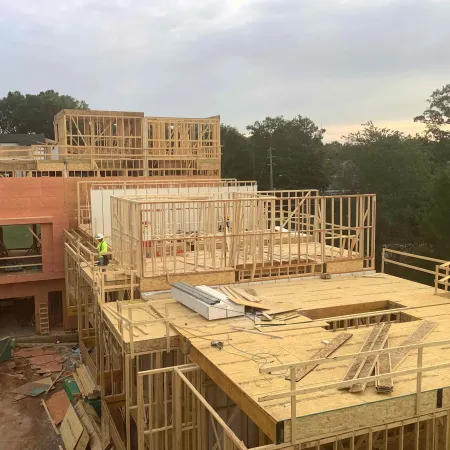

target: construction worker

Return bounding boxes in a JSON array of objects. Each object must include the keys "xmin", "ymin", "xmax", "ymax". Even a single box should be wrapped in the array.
[
  {"xmin": 226, "ymin": 214, "xmax": 230, "ymax": 230},
  {"xmin": 95, "ymin": 233, "xmax": 109, "ymax": 267}
]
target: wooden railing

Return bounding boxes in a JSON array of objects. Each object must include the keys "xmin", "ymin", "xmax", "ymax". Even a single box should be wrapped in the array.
[
  {"xmin": 381, "ymin": 248, "xmax": 450, "ymax": 294},
  {"xmin": 137, "ymin": 365, "xmax": 247, "ymax": 450},
  {"xmin": 0, "ymin": 254, "xmax": 42, "ymax": 274},
  {"xmin": 258, "ymin": 338, "xmax": 450, "ymax": 445}
]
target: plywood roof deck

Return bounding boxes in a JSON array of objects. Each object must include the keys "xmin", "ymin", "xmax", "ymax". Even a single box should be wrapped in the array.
[{"xmin": 101, "ymin": 273, "xmax": 450, "ymax": 441}]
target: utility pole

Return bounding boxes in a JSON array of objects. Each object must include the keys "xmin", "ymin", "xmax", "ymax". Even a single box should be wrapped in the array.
[{"xmin": 268, "ymin": 147, "xmax": 274, "ymax": 191}]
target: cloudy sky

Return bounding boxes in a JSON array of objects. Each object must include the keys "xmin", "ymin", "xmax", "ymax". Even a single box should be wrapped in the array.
[{"xmin": 1, "ymin": 0, "xmax": 449, "ymax": 141}]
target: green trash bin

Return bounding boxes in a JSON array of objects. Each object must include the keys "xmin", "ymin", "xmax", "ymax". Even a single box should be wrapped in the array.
[
  {"xmin": 63, "ymin": 376, "xmax": 81, "ymax": 405},
  {"xmin": 0, "ymin": 337, "xmax": 15, "ymax": 363}
]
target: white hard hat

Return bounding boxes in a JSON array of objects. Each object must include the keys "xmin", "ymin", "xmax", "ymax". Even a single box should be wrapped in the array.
[{"xmin": 95, "ymin": 233, "xmax": 104, "ymax": 240}]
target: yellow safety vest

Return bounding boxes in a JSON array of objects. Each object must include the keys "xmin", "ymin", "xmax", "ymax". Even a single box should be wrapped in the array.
[{"xmin": 97, "ymin": 240, "xmax": 107, "ymax": 255}]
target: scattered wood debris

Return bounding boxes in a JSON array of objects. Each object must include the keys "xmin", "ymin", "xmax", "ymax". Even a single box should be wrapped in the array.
[
  {"xmin": 219, "ymin": 286, "xmax": 267, "ymax": 307},
  {"xmin": 14, "ymin": 345, "xmax": 65, "ymax": 375},
  {"xmin": 74, "ymin": 365, "xmax": 99, "ymax": 398},
  {"xmin": 286, "ymin": 333, "xmax": 353, "ymax": 382},
  {"xmin": 12, "ymin": 377, "xmax": 53, "ymax": 397}
]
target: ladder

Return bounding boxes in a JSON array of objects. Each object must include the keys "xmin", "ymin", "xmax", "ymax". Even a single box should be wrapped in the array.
[{"xmin": 38, "ymin": 302, "xmax": 50, "ymax": 335}]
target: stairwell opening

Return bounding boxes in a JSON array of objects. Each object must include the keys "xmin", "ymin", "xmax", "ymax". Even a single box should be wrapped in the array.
[{"xmin": 301, "ymin": 300, "xmax": 421, "ymax": 331}]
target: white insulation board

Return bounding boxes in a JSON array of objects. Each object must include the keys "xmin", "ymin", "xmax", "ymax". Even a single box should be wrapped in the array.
[
  {"xmin": 90, "ymin": 185, "xmax": 257, "ymax": 238},
  {"xmin": 171, "ymin": 285, "xmax": 245, "ymax": 320}
]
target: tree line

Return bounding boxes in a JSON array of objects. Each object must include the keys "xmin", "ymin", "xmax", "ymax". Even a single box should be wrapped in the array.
[
  {"xmin": 1, "ymin": 86, "xmax": 450, "ymax": 271},
  {"xmin": 221, "ymin": 84, "xmax": 450, "ymax": 269}
]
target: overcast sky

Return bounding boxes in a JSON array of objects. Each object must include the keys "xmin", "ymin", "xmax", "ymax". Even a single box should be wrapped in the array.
[{"xmin": 1, "ymin": 0, "xmax": 449, "ymax": 141}]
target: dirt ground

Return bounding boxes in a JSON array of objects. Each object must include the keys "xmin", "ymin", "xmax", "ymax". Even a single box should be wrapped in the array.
[{"xmin": 0, "ymin": 345, "xmax": 77, "ymax": 450}]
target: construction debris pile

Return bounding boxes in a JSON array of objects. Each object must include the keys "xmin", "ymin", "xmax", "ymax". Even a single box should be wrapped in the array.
[{"xmin": 0, "ymin": 342, "xmax": 102, "ymax": 450}]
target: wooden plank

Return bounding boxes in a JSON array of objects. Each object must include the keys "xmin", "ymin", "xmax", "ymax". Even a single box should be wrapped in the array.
[
  {"xmin": 349, "ymin": 323, "xmax": 391, "ymax": 392},
  {"xmin": 219, "ymin": 286, "xmax": 268, "ymax": 309},
  {"xmin": 41, "ymin": 399, "xmax": 60, "ymax": 435},
  {"xmin": 60, "ymin": 403, "xmax": 89, "ymax": 450},
  {"xmin": 341, "ymin": 324, "xmax": 384, "ymax": 385},
  {"xmin": 74, "ymin": 401, "xmax": 102, "ymax": 450},
  {"xmin": 390, "ymin": 321, "xmax": 437, "ymax": 369},
  {"xmin": 375, "ymin": 340, "xmax": 393, "ymax": 393},
  {"xmin": 286, "ymin": 333, "xmax": 353, "ymax": 382}
]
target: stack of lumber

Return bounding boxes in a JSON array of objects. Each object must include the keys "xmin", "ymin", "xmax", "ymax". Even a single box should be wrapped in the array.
[
  {"xmin": 74, "ymin": 402, "xmax": 102, "ymax": 450},
  {"xmin": 219, "ymin": 286, "xmax": 263, "ymax": 306},
  {"xmin": 348, "ymin": 323, "xmax": 391, "ymax": 393},
  {"xmin": 73, "ymin": 364, "xmax": 99, "ymax": 399},
  {"xmin": 61, "ymin": 401, "xmax": 102, "ymax": 450}
]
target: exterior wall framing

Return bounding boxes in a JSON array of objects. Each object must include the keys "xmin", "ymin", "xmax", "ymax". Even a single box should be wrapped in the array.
[
  {"xmin": 65, "ymin": 225, "xmax": 450, "ymax": 449},
  {"xmin": 110, "ymin": 192, "xmax": 375, "ymax": 286}
]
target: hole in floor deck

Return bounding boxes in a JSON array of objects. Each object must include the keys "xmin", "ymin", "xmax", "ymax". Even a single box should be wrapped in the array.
[{"xmin": 301, "ymin": 300, "xmax": 420, "ymax": 331}]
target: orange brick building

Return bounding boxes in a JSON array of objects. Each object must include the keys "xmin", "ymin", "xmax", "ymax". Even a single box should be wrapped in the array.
[{"xmin": 0, "ymin": 110, "xmax": 221, "ymax": 336}]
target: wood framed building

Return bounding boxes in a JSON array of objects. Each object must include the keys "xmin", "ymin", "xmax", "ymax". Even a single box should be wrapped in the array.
[
  {"xmin": 64, "ymin": 214, "xmax": 450, "ymax": 449},
  {"xmin": 0, "ymin": 108, "xmax": 223, "ymax": 336}
]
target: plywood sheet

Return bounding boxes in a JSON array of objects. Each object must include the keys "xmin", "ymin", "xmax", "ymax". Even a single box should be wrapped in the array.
[
  {"xmin": 45, "ymin": 389, "xmax": 70, "ymax": 425},
  {"xmin": 61, "ymin": 403, "xmax": 89, "ymax": 450}
]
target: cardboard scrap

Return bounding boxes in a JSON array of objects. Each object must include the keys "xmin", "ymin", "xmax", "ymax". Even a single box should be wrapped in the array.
[
  {"xmin": 30, "ymin": 355, "xmax": 58, "ymax": 365},
  {"xmin": 37, "ymin": 363, "xmax": 63, "ymax": 373},
  {"xmin": 12, "ymin": 376, "xmax": 53, "ymax": 397},
  {"xmin": 45, "ymin": 390, "xmax": 70, "ymax": 425},
  {"xmin": 15, "ymin": 347, "xmax": 56, "ymax": 358}
]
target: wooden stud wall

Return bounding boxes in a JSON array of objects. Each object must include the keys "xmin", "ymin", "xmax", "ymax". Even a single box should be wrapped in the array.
[
  {"xmin": 76, "ymin": 178, "xmax": 257, "ymax": 235},
  {"xmin": 110, "ymin": 192, "xmax": 375, "ymax": 282},
  {"xmin": 65, "ymin": 226, "xmax": 450, "ymax": 450},
  {"xmin": 0, "ymin": 110, "xmax": 221, "ymax": 177},
  {"xmin": 55, "ymin": 110, "xmax": 221, "ymax": 177}
]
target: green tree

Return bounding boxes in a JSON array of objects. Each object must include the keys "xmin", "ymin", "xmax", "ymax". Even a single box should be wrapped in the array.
[
  {"xmin": 0, "ymin": 90, "xmax": 89, "ymax": 139},
  {"xmin": 421, "ymin": 168, "xmax": 450, "ymax": 257},
  {"xmin": 220, "ymin": 125, "xmax": 253, "ymax": 180},
  {"xmin": 247, "ymin": 115, "xmax": 328, "ymax": 190},
  {"xmin": 331, "ymin": 123, "xmax": 433, "ymax": 249},
  {"xmin": 414, "ymin": 84, "xmax": 450, "ymax": 140}
]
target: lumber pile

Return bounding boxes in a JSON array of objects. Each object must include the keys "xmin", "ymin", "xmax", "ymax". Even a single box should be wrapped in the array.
[
  {"xmin": 73, "ymin": 364, "xmax": 99, "ymax": 398},
  {"xmin": 219, "ymin": 286, "xmax": 263, "ymax": 306},
  {"xmin": 74, "ymin": 401, "xmax": 103, "ymax": 450},
  {"xmin": 286, "ymin": 333, "xmax": 353, "ymax": 382},
  {"xmin": 60, "ymin": 399, "xmax": 103, "ymax": 450},
  {"xmin": 61, "ymin": 403, "xmax": 89, "ymax": 450},
  {"xmin": 349, "ymin": 323, "xmax": 390, "ymax": 393}
]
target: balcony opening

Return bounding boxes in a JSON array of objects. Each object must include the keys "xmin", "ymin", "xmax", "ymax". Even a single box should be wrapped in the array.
[
  {"xmin": 0, "ymin": 224, "xmax": 42, "ymax": 275},
  {"xmin": 301, "ymin": 300, "xmax": 420, "ymax": 331}
]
